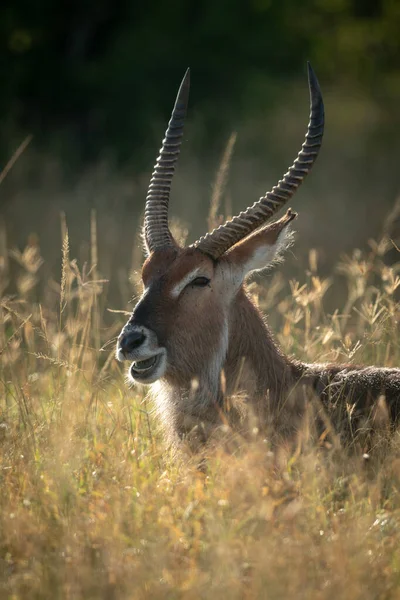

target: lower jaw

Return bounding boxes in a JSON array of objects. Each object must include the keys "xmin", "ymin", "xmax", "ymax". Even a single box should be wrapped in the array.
[{"xmin": 130, "ymin": 354, "xmax": 163, "ymax": 383}]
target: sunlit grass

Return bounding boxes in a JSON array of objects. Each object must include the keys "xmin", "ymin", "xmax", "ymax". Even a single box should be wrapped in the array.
[{"xmin": 1, "ymin": 208, "xmax": 400, "ymax": 599}]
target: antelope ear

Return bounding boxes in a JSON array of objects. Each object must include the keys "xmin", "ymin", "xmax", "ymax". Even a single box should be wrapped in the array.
[{"xmin": 224, "ymin": 209, "xmax": 296, "ymax": 278}]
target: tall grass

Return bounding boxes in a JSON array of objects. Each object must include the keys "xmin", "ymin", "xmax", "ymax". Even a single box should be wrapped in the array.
[{"xmin": 0, "ymin": 195, "xmax": 400, "ymax": 598}]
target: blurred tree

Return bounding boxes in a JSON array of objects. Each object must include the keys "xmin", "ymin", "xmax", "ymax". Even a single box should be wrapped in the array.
[{"xmin": 1, "ymin": 0, "xmax": 400, "ymax": 168}]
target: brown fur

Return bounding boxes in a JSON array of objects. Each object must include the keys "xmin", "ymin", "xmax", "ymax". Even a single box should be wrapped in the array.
[{"xmin": 119, "ymin": 215, "xmax": 400, "ymax": 454}]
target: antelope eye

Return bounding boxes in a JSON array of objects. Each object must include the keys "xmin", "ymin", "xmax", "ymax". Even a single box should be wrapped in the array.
[{"xmin": 190, "ymin": 276, "xmax": 210, "ymax": 287}]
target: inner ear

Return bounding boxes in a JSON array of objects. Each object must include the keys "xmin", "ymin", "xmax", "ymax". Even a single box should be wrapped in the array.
[{"xmin": 223, "ymin": 209, "xmax": 296, "ymax": 279}]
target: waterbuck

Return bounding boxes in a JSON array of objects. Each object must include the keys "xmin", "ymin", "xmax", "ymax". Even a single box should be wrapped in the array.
[{"xmin": 117, "ymin": 66, "xmax": 400, "ymax": 452}]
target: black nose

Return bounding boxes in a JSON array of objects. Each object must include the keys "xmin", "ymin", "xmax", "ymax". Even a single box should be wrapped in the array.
[{"xmin": 119, "ymin": 329, "xmax": 146, "ymax": 354}]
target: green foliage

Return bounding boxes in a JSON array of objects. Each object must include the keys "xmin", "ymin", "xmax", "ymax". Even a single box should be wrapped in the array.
[{"xmin": 1, "ymin": 0, "xmax": 400, "ymax": 165}]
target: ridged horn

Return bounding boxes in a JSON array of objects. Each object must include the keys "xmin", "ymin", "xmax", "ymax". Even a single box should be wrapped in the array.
[
  {"xmin": 192, "ymin": 63, "xmax": 324, "ymax": 259},
  {"xmin": 144, "ymin": 68, "xmax": 190, "ymax": 253}
]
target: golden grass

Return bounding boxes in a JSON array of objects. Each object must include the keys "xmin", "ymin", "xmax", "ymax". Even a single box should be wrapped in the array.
[
  {"xmin": 1, "ymin": 212, "xmax": 400, "ymax": 599},
  {"xmin": 208, "ymin": 132, "xmax": 237, "ymax": 231}
]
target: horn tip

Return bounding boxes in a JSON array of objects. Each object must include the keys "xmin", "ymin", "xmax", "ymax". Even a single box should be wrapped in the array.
[
  {"xmin": 175, "ymin": 68, "xmax": 190, "ymax": 109},
  {"xmin": 306, "ymin": 61, "xmax": 321, "ymax": 95},
  {"xmin": 182, "ymin": 67, "xmax": 190, "ymax": 86},
  {"xmin": 307, "ymin": 61, "xmax": 316, "ymax": 83},
  {"xmin": 306, "ymin": 61, "xmax": 324, "ymax": 121}
]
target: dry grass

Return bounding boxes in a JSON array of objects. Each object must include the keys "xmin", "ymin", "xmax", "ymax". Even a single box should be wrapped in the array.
[{"xmin": 1, "ymin": 205, "xmax": 400, "ymax": 599}]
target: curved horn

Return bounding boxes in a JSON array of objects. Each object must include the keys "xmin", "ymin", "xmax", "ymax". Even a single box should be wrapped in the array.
[
  {"xmin": 144, "ymin": 68, "xmax": 190, "ymax": 253},
  {"xmin": 192, "ymin": 63, "xmax": 324, "ymax": 259}
]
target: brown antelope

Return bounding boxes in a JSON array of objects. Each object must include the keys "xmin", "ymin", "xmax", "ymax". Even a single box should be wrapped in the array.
[{"xmin": 117, "ymin": 66, "xmax": 400, "ymax": 451}]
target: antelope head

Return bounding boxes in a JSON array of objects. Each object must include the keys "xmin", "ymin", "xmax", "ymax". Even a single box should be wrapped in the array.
[{"xmin": 117, "ymin": 66, "xmax": 324, "ymax": 392}]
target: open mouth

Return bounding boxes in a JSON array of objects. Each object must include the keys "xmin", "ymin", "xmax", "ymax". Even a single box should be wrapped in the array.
[{"xmin": 130, "ymin": 353, "xmax": 162, "ymax": 381}]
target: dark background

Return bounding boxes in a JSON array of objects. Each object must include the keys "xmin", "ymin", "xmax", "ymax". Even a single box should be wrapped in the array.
[{"xmin": 1, "ymin": 0, "xmax": 400, "ymax": 306}]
